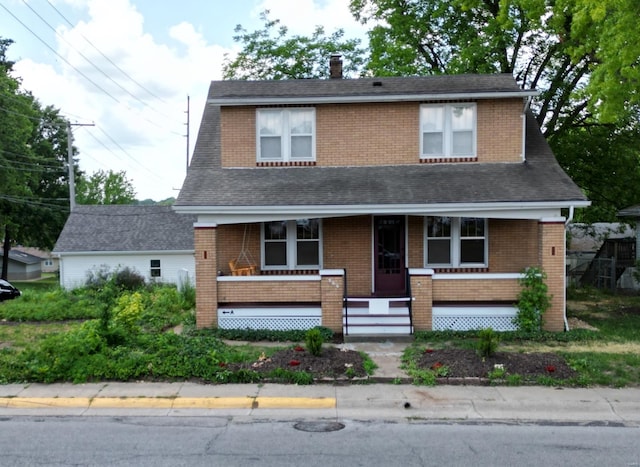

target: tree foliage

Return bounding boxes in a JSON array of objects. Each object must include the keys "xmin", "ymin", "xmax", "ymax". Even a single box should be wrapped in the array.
[
  {"xmin": 348, "ymin": 0, "xmax": 640, "ymax": 220},
  {"xmin": 223, "ymin": 11, "xmax": 367, "ymax": 80},
  {"xmin": 1, "ymin": 38, "xmax": 74, "ymax": 278},
  {"xmin": 76, "ymin": 169, "xmax": 136, "ymax": 205}
]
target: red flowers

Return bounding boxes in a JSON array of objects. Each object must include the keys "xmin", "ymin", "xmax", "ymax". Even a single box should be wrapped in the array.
[
  {"xmin": 218, "ymin": 362, "xmax": 227, "ymax": 368},
  {"xmin": 289, "ymin": 360, "xmax": 301, "ymax": 366},
  {"xmin": 294, "ymin": 346, "xmax": 305, "ymax": 352},
  {"xmin": 431, "ymin": 362, "xmax": 443, "ymax": 370},
  {"xmin": 424, "ymin": 348, "xmax": 434, "ymax": 354},
  {"xmin": 546, "ymin": 365, "xmax": 556, "ymax": 373}
]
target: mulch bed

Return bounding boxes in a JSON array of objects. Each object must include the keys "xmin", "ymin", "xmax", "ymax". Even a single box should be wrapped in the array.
[
  {"xmin": 232, "ymin": 345, "xmax": 577, "ymax": 384},
  {"xmin": 231, "ymin": 346, "xmax": 369, "ymax": 380},
  {"xmin": 417, "ymin": 348, "xmax": 577, "ymax": 381}
]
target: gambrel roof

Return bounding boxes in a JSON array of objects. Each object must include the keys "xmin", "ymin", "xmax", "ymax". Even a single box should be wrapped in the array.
[
  {"xmin": 53, "ymin": 205, "xmax": 196, "ymax": 253},
  {"xmin": 175, "ymin": 74, "xmax": 588, "ymax": 219}
]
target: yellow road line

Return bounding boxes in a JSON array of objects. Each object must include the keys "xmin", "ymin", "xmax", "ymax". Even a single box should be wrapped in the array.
[{"xmin": 0, "ymin": 396, "xmax": 336, "ymax": 410}]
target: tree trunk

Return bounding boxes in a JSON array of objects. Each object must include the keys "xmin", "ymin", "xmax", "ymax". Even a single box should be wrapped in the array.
[{"xmin": 2, "ymin": 225, "xmax": 10, "ymax": 280}]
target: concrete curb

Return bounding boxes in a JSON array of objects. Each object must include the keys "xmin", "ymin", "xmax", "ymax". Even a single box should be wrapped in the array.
[{"xmin": 0, "ymin": 396, "xmax": 336, "ymax": 410}]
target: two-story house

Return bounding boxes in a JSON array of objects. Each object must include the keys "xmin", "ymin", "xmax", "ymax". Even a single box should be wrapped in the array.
[{"xmin": 174, "ymin": 60, "xmax": 589, "ymax": 337}]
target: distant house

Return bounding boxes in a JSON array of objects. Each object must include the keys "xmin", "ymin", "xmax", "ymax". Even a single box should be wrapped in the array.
[
  {"xmin": 12, "ymin": 246, "xmax": 59, "ymax": 273},
  {"xmin": 53, "ymin": 205, "xmax": 197, "ymax": 289},
  {"xmin": 0, "ymin": 250, "xmax": 43, "ymax": 280}
]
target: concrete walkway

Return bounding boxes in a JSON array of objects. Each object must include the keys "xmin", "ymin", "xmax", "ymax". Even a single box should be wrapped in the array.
[{"xmin": 0, "ymin": 340, "xmax": 639, "ymax": 423}]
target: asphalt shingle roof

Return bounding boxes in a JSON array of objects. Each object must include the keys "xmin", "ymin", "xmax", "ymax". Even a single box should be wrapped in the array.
[
  {"xmin": 207, "ymin": 74, "xmax": 529, "ymax": 101},
  {"xmin": 176, "ymin": 75, "xmax": 587, "ymax": 209},
  {"xmin": 53, "ymin": 205, "xmax": 197, "ymax": 253}
]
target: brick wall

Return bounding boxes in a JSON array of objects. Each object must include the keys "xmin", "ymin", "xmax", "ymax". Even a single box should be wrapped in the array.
[
  {"xmin": 432, "ymin": 278, "xmax": 520, "ymax": 302},
  {"xmin": 195, "ymin": 227, "xmax": 218, "ymax": 328},
  {"xmin": 489, "ymin": 219, "xmax": 539, "ymax": 272},
  {"xmin": 219, "ymin": 99, "xmax": 523, "ymax": 167},
  {"xmin": 407, "ymin": 216, "xmax": 424, "ymax": 268},
  {"xmin": 323, "ymin": 216, "xmax": 372, "ymax": 295},
  {"xmin": 410, "ymin": 273, "xmax": 433, "ymax": 331},
  {"xmin": 477, "ymin": 99, "xmax": 523, "ymax": 162},
  {"xmin": 321, "ymin": 273, "xmax": 344, "ymax": 334},
  {"xmin": 218, "ymin": 280, "xmax": 321, "ymax": 303},
  {"xmin": 539, "ymin": 221, "xmax": 566, "ymax": 331}
]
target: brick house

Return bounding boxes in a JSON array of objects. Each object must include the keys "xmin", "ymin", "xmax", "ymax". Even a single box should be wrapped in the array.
[{"xmin": 174, "ymin": 62, "xmax": 589, "ymax": 337}]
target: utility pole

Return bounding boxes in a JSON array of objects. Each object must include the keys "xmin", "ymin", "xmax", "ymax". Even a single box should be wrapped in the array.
[
  {"xmin": 184, "ymin": 95, "xmax": 190, "ymax": 172},
  {"xmin": 66, "ymin": 121, "xmax": 95, "ymax": 211}
]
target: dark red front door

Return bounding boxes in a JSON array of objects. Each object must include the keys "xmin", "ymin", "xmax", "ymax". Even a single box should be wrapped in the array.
[{"xmin": 374, "ymin": 216, "xmax": 406, "ymax": 296}]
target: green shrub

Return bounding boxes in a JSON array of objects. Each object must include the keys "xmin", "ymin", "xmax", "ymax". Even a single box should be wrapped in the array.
[
  {"xmin": 112, "ymin": 291, "xmax": 145, "ymax": 334},
  {"xmin": 305, "ymin": 328, "xmax": 323, "ymax": 356},
  {"xmin": 193, "ymin": 326, "xmax": 334, "ymax": 343},
  {"xmin": 514, "ymin": 267, "xmax": 551, "ymax": 332},
  {"xmin": 477, "ymin": 328, "xmax": 500, "ymax": 358},
  {"xmin": 179, "ymin": 278, "xmax": 196, "ymax": 310},
  {"xmin": 113, "ymin": 267, "xmax": 146, "ymax": 291}
]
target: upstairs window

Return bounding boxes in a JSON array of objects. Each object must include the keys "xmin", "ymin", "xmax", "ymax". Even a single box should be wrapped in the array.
[
  {"xmin": 420, "ymin": 103, "xmax": 476, "ymax": 158},
  {"xmin": 262, "ymin": 219, "xmax": 321, "ymax": 270},
  {"xmin": 257, "ymin": 109, "xmax": 315, "ymax": 162},
  {"xmin": 425, "ymin": 217, "xmax": 487, "ymax": 267}
]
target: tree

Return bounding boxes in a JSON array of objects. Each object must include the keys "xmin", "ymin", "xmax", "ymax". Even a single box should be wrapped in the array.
[
  {"xmin": 223, "ymin": 11, "xmax": 367, "ymax": 80},
  {"xmin": 76, "ymin": 169, "xmax": 136, "ymax": 205},
  {"xmin": 1, "ymin": 38, "xmax": 73, "ymax": 278},
  {"xmin": 347, "ymin": 0, "xmax": 640, "ymax": 220}
]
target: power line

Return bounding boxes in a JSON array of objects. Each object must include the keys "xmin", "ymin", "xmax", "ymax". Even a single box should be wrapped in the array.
[
  {"xmin": 7, "ymin": 1, "xmax": 184, "ymax": 135},
  {"xmin": 0, "ymin": 194, "xmax": 70, "ymax": 211},
  {"xmin": 0, "ymin": 2, "xmax": 121, "ymax": 104},
  {"xmin": 44, "ymin": 0, "xmax": 168, "ymax": 105},
  {"xmin": 21, "ymin": 0, "xmax": 165, "ymax": 113},
  {"xmin": 93, "ymin": 126, "xmax": 165, "ymax": 181}
]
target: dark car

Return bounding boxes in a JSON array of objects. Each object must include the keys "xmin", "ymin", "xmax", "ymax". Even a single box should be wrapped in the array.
[{"xmin": 0, "ymin": 279, "xmax": 21, "ymax": 302}]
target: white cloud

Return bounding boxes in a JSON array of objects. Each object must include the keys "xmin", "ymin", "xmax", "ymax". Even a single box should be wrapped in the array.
[
  {"xmin": 10, "ymin": 0, "xmax": 366, "ymax": 200},
  {"xmin": 14, "ymin": 0, "xmax": 230, "ymax": 201}
]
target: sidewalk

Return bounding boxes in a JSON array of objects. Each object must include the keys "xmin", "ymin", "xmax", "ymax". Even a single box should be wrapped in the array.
[
  {"xmin": 1, "ymin": 340, "xmax": 639, "ymax": 423},
  {"xmin": 1, "ymin": 382, "xmax": 639, "ymax": 424}
]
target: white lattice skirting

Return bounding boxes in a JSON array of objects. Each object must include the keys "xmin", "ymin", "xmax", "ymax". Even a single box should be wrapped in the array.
[
  {"xmin": 432, "ymin": 306, "xmax": 518, "ymax": 331},
  {"xmin": 218, "ymin": 307, "xmax": 322, "ymax": 331}
]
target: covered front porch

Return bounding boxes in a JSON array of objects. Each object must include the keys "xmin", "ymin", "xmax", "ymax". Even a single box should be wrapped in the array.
[
  {"xmin": 201, "ymin": 268, "xmax": 529, "ymax": 336},
  {"xmin": 190, "ymin": 205, "xmax": 570, "ymax": 336}
]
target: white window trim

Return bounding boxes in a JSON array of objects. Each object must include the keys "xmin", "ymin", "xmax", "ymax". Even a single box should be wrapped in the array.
[
  {"xmin": 256, "ymin": 108, "xmax": 316, "ymax": 162},
  {"xmin": 260, "ymin": 219, "xmax": 323, "ymax": 270},
  {"xmin": 420, "ymin": 103, "xmax": 477, "ymax": 158},
  {"xmin": 424, "ymin": 217, "xmax": 487, "ymax": 267}
]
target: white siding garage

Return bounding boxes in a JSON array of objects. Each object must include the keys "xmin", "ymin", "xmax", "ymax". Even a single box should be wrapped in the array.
[
  {"xmin": 58, "ymin": 252, "xmax": 195, "ymax": 290},
  {"xmin": 53, "ymin": 205, "xmax": 196, "ymax": 290}
]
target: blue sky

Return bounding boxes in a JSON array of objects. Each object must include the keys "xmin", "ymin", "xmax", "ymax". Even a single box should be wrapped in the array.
[{"xmin": 1, "ymin": 0, "xmax": 366, "ymax": 200}]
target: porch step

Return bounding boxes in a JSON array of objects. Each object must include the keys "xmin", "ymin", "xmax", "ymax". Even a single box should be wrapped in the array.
[{"xmin": 343, "ymin": 334, "xmax": 414, "ymax": 343}]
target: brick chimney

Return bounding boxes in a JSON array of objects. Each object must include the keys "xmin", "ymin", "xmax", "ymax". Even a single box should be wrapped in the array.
[{"xmin": 329, "ymin": 54, "xmax": 343, "ymax": 79}]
